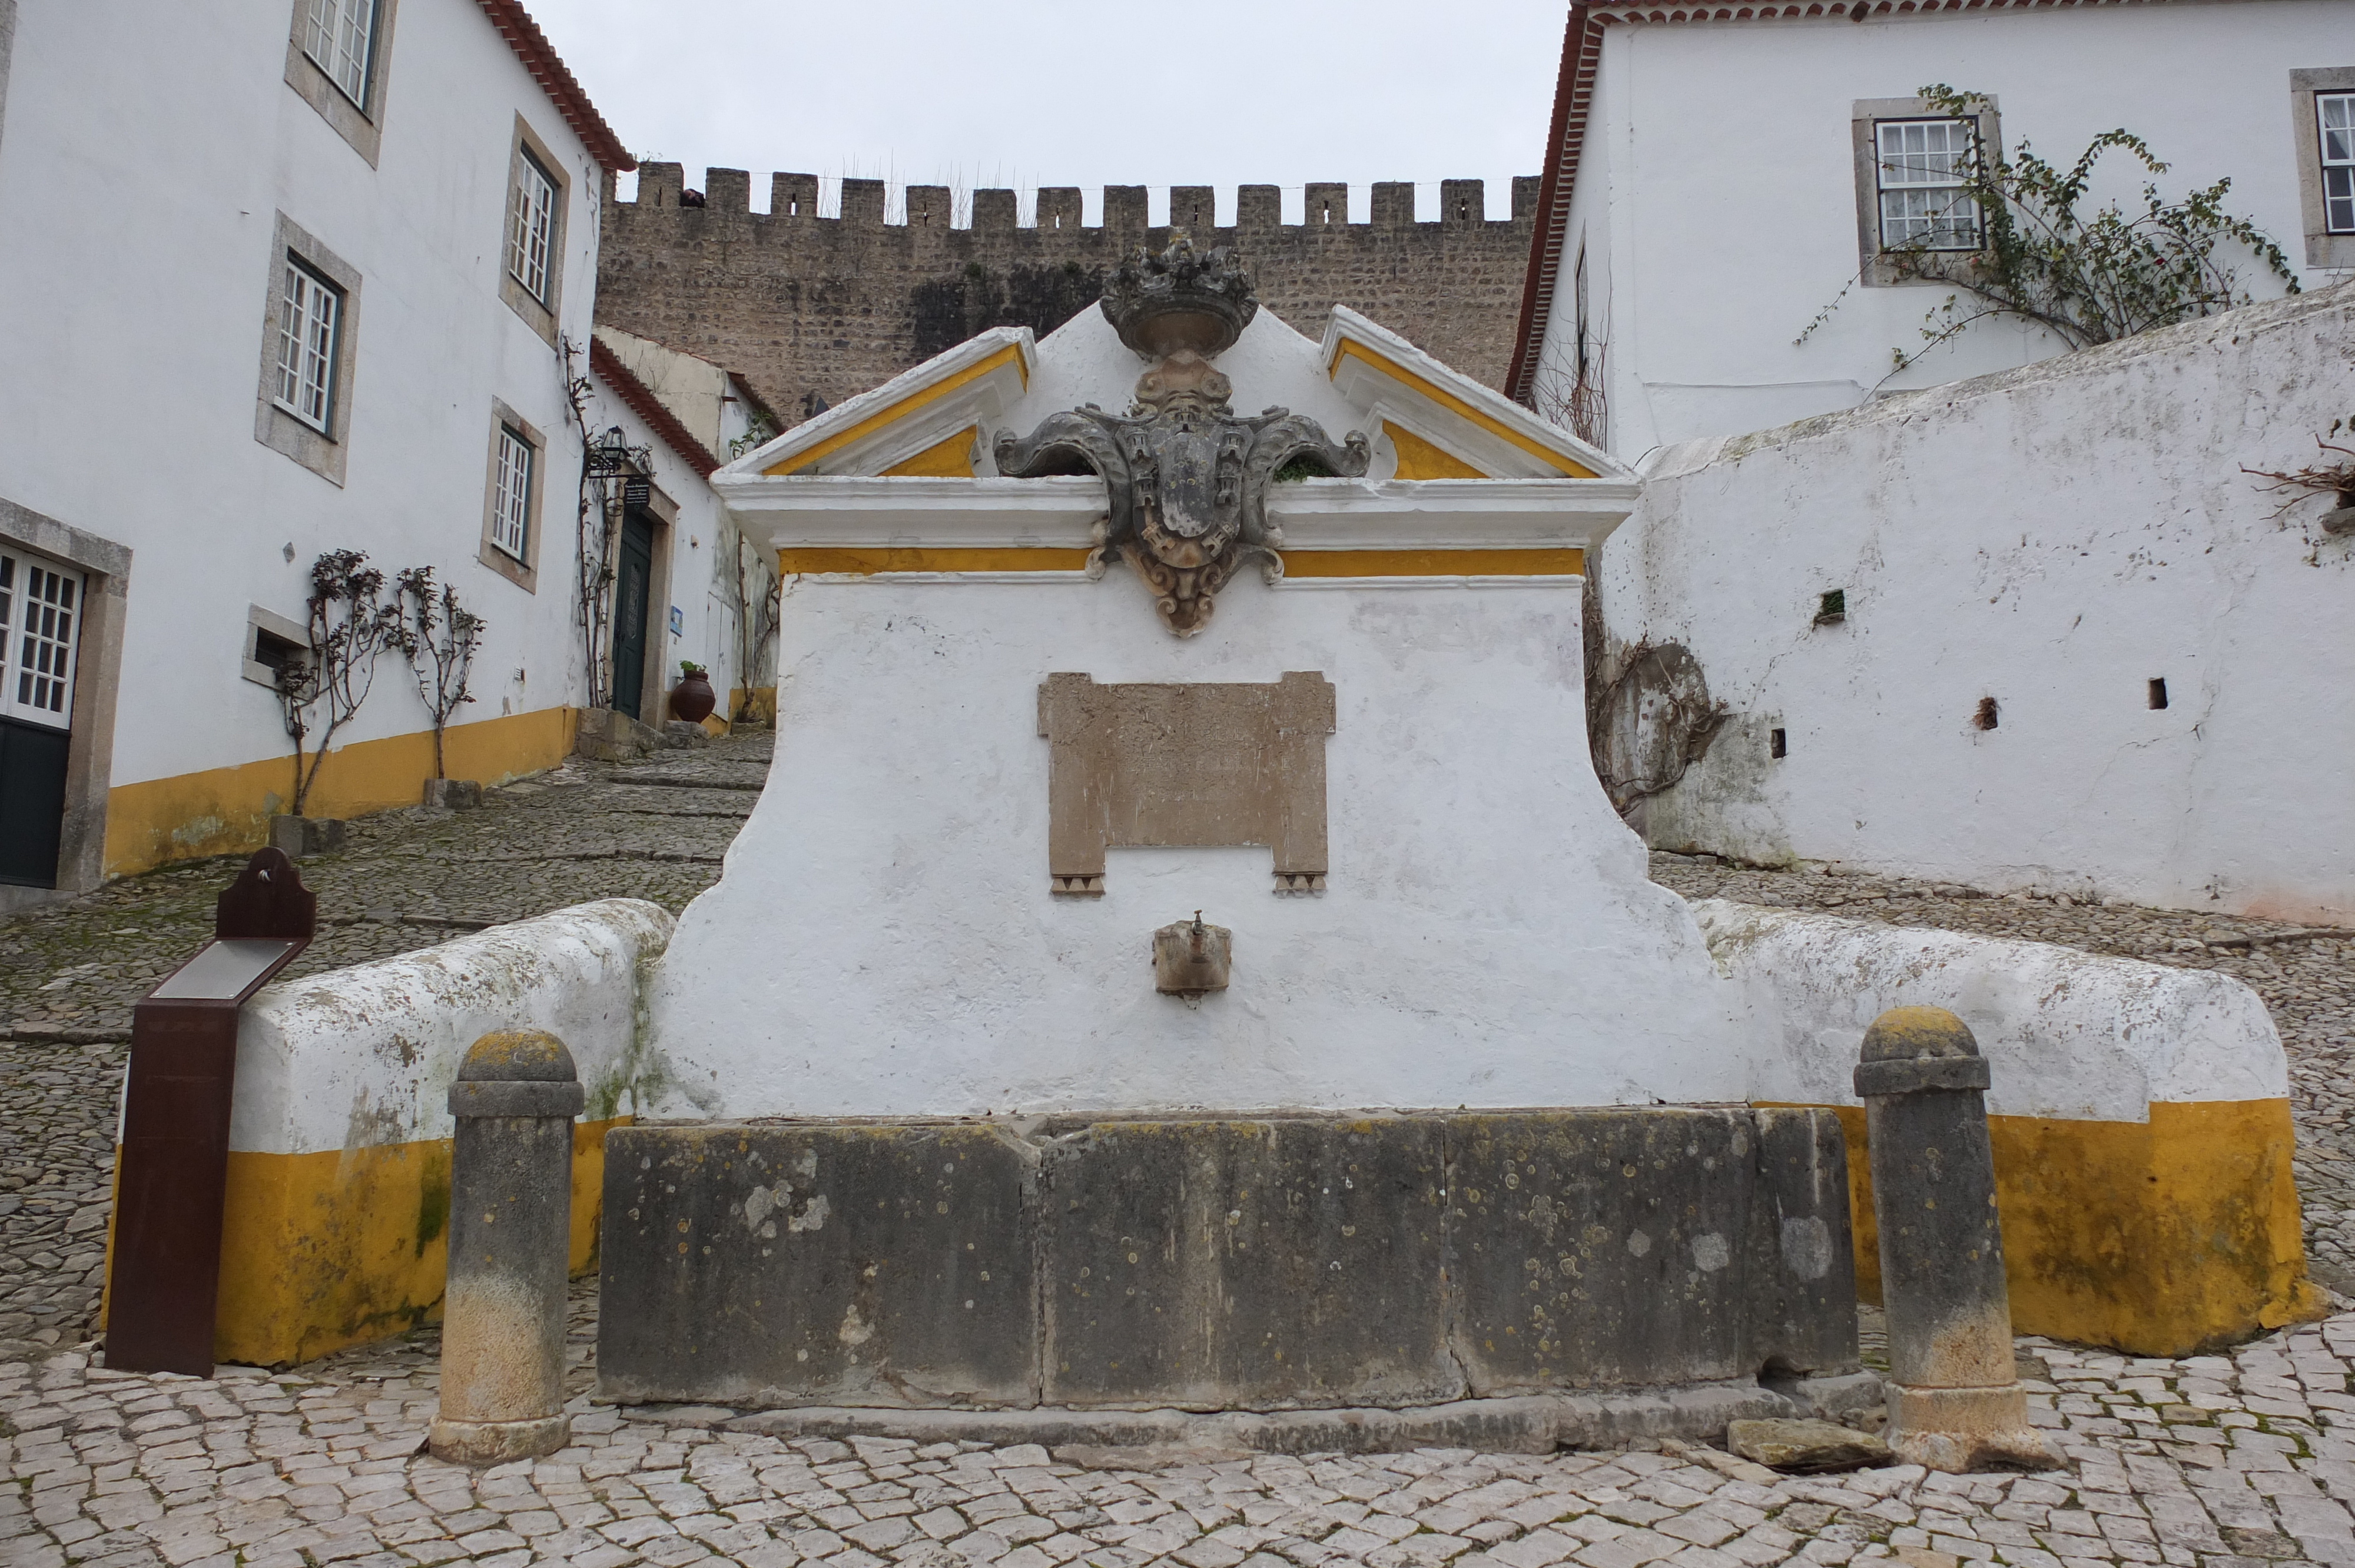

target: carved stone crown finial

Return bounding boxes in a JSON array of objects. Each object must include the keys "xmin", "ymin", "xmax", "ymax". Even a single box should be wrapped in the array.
[{"xmin": 1100, "ymin": 233, "xmax": 1259, "ymax": 359}]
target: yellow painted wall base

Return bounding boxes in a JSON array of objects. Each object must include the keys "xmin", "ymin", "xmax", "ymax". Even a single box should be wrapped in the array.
[
  {"xmin": 1796, "ymin": 1098, "xmax": 2322, "ymax": 1356},
  {"xmin": 103, "ymin": 706, "xmax": 578, "ymax": 878},
  {"xmin": 104, "ymin": 1118, "xmax": 626, "ymax": 1368}
]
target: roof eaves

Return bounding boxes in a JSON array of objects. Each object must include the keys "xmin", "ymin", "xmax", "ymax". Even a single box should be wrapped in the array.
[
  {"xmin": 1505, "ymin": 3, "xmax": 1602, "ymax": 407},
  {"xmin": 591, "ymin": 335, "xmax": 722, "ymax": 478},
  {"xmin": 472, "ymin": 0, "xmax": 635, "ymax": 174}
]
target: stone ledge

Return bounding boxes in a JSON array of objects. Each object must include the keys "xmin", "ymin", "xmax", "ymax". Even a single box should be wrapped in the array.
[{"xmin": 613, "ymin": 1371, "xmax": 1886, "ymax": 1456}]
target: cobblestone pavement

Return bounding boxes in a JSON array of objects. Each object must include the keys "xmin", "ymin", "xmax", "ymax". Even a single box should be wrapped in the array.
[
  {"xmin": 14, "ymin": 1295, "xmax": 2355, "ymax": 1568},
  {"xmin": 9, "ymin": 763, "xmax": 2355, "ymax": 1567},
  {"xmin": 0, "ymin": 732, "xmax": 772, "ymax": 1351}
]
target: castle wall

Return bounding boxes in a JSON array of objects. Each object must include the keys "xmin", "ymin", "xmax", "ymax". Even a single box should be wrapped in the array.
[{"xmin": 597, "ymin": 170, "xmax": 1541, "ymax": 424}]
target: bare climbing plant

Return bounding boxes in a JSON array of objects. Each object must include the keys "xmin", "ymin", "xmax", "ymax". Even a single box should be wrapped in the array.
[
  {"xmin": 558, "ymin": 334, "xmax": 649, "ymax": 711},
  {"xmin": 1800, "ymin": 86, "xmax": 2298, "ymax": 380},
  {"xmin": 388, "ymin": 566, "xmax": 485, "ymax": 780},
  {"xmin": 2243, "ymin": 421, "xmax": 2355, "ymax": 531},
  {"xmin": 728, "ymin": 527, "xmax": 782, "ymax": 726},
  {"xmin": 276, "ymin": 550, "xmax": 396, "ymax": 817},
  {"xmin": 1586, "ymin": 632, "xmax": 1730, "ymax": 820}
]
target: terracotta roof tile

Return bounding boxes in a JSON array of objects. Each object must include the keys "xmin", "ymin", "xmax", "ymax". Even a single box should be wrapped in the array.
[{"xmin": 473, "ymin": 0, "xmax": 633, "ymax": 173}]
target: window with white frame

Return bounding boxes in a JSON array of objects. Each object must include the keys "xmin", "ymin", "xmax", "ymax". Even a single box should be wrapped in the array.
[
  {"xmin": 303, "ymin": 0, "xmax": 376, "ymax": 109},
  {"xmin": 0, "ymin": 547, "xmax": 82, "ymax": 728},
  {"xmin": 508, "ymin": 151, "xmax": 557, "ymax": 303},
  {"xmin": 2323, "ymin": 92, "xmax": 2355, "ymax": 235},
  {"xmin": 490, "ymin": 426, "xmax": 533, "ymax": 559},
  {"xmin": 1875, "ymin": 118, "xmax": 1981, "ymax": 251},
  {"xmin": 275, "ymin": 259, "xmax": 341, "ymax": 433}
]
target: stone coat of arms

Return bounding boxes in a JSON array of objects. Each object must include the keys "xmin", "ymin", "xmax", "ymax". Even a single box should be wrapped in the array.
[{"xmin": 995, "ymin": 237, "xmax": 1368, "ymax": 636}]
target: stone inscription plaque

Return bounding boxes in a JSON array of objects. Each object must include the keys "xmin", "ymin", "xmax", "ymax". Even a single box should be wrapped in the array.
[{"xmin": 1037, "ymin": 671, "xmax": 1335, "ymax": 895}]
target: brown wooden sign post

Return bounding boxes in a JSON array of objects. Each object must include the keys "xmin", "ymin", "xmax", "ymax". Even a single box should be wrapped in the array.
[{"xmin": 104, "ymin": 848, "xmax": 314, "ymax": 1376}]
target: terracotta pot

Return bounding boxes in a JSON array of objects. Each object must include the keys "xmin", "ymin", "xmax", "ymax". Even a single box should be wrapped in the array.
[{"xmin": 670, "ymin": 672, "xmax": 717, "ymax": 724}]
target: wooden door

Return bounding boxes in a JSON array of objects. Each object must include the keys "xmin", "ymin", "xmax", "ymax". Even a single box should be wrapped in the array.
[
  {"xmin": 612, "ymin": 511, "xmax": 655, "ymax": 719},
  {"xmin": 0, "ymin": 547, "xmax": 82, "ymax": 888}
]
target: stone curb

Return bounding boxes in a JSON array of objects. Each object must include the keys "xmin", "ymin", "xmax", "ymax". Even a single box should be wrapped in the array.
[{"xmin": 611, "ymin": 1371, "xmax": 1887, "ymax": 1456}]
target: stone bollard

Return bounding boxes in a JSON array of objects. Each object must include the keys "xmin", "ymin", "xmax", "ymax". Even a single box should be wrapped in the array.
[
  {"xmin": 429, "ymin": 1029, "xmax": 583, "ymax": 1465},
  {"xmin": 1856, "ymin": 1006, "xmax": 2060, "ymax": 1472}
]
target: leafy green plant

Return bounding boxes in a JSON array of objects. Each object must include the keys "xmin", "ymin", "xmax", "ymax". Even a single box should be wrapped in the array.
[
  {"xmin": 1801, "ymin": 86, "xmax": 2298, "ymax": 378},
  {"xmin": 679, "ymin": 659, "xmax": 708, "ymax": 676}
]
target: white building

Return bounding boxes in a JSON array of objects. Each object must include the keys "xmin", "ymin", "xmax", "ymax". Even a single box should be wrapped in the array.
[
  {"xmin": 583, "ymin": 327, "xmax": 778, "ymax": 732},
  {"xmin": 0, "ymin": 0, "xmax": 737, "ymax": 910},
  {"xmin": 1505, "ymin": 0, "xmax": 2355, "ymax": 457}
]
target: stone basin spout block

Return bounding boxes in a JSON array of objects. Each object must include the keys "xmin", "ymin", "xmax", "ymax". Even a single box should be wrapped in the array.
[
  {"xmin": 1857, "ymin": 1006, "xmax": 2061, "ymax": 1472},
  {"xmin": 1153, "ymin": 911, "xmax": 1232, "ymax": 1001},
  {"xmin": 429, "ymin": 1029, "xmax": 583, "ymax": 1466}
]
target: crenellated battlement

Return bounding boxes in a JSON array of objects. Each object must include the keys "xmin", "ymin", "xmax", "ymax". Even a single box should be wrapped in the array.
[
  {"xmin": 618, "ymin": 165, "xmax": 1541, "ymax": 232},
  {"xmin": 598, "ymin": 166, "xmax": 1541, "ymax": 425}
]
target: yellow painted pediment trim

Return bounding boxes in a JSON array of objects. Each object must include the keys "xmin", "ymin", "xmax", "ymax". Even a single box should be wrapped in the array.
[
  {"xmin": 778, "ymin": 547, "xmax": 1094, "ymax": 574},
  {"xmin": 1282, "ymin": 549, "xmax": 1583, "ymax": 577},
  {"xmin": 765, "ymin": 345, "xmax": 1028, "ymax": 476},
  {"xmin": 880, "ymin": 427, "xmax": 980, "ymax": 477},
  {"xmin": 1383, "ymin": 421, "xmax": 1487, "ymax": 480},
  {"xmin": 1330, "ymin": 340, "xmax": 1597, "ymax": 479},
  {"xmin": 774, "ymin": 547, "xmax": 1584, "ymax": 577}
]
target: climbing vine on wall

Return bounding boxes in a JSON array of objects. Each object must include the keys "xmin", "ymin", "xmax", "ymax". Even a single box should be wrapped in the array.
[{"xmin": 1800, "ymin": 85, "xmax": 2298, "ymax": 379}]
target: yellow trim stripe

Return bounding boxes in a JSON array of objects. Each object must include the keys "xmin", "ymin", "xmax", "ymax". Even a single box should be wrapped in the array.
[
  {"xmin": 777, "ymin": 547, "xmax": 1584, "ymax": 577},
  {"xmin": 102, "ymin": 706, "xmax": 578, "ymax": 878},
  {"xmin": 1762, "ymin": 1098, "xmax": 2320, "ymax": 1357},
  {"xmin": 104, "ymin": 1118, "xmax": 629, "ymax": 1368},
  {"xmin": 1281, "ymin": 548, "xmax": 1584, "ymax": 576},
  {"xmin": 1384, "ymin": 421, "xmax": 1489, "ymax": 480},
  {"xmin": 1329, "ymin": 340, "xmax": 1597, "ymax": 479},
  {"xmin": 779, "ymin": 547, "xmax": 1094, "ymax": 574},
  {"xmin": 765, "ymin": 346, "xmax": 1028, "ymax": 476},
  {"xmin": 880, "ymin": 426, "xmax": 981, "ymax": 478}
]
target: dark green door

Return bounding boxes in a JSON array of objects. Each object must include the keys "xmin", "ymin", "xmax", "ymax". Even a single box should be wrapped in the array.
[
  {"xmin": 1, "ymin": 549, "xmax": 81, "ymax": 888},
  {"xmin": 0, "ymin": 719, "xmax": 69, "ymax": 887},
  {"xmin": 612, "ymin": 511, "xmax": 654, "ymax": 717}
]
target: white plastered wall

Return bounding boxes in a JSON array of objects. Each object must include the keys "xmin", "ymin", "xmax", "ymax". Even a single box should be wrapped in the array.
[
  {"xmin": 0, "ymin": 0, "xmax": 605, "ymax": 792},
  {"xmin": 229, "ymin": 900, "xmax": 674, "ymax": 1157},
  {"xmin": 641, "ymin": 568, "xmax": 1753, "ymax": 1118},
  {"xmin": 1541, "ymin": 1, "xmax": 2352, "ymax": 458},
  {"xmin": 1597, "ymin": 281, "xmax": 2355, "ymax": 924}
]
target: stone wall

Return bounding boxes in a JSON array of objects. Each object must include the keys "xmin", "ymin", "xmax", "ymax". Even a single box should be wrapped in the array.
[{"xmin": 597, "ymin": 169, "xmax": 1541, "ymax": 425}]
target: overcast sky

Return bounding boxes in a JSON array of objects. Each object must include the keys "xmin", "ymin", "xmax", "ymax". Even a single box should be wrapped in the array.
[{"xmin": 526, "ymin": 0, "xmax": 1569, "ymax": 227}]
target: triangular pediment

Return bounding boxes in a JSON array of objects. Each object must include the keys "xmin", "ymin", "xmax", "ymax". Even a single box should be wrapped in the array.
[
  {"xmin": 723, "ymin": 327, "xmax": 1037, "ymax": 480},
  {"xmin": 1321, "ymin": 308, "xmax": 1628, "ymax": 481}
]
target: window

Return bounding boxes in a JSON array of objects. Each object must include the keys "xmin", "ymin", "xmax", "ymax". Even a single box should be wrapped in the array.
[
  {"xmin": 284, "ymin": 0, "xmax": 399, "ymax": 165},
  {"xmin": 243, "ymin": 603, "xmax": 313, "ymax": 690},
  {"xmin": 2322, "ymin": 92, "xmax": 2355, "ymax": 235},
  {"xmin": 491, "ymin": 426, "xmax": 532, "ymax": 559},
  {"xmin": 256, "ymin": 214, "xmax": 361, "ymax": 483},
  {"xmin": 508, "ymin": 150, "xmax": 556, "ymax": 303},
  {"xmin": 2290, "ymin": 69, "xmax": 2355, "ymax": 268},
  {"xmin": 0, "ymin": 549, "xmax": 81, "ymax": 727},
  {"xmin": 478, "ymin": 401, "xmax": 545, "ymax": 591},
  {"xmin": 499, "ymin": 119, "xmax": 570, "ymax": 341},
  {"xmin": 1875, "ymin": 119, "xmax": 1980, "ymax": 251},
  {"xmin": 303, "ymin": 0, "xmax": 376, "ymax": 109},
  {"xmin": 275, "ymin": 260, "xmax": 341, "ymax": 433},
  {"xmin": 1853, "ymin": 96, "xmax": 1999, "ymax": 285}
]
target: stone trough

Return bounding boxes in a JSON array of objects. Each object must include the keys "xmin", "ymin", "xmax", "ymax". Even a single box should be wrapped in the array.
[{"xmin": 595, "ymin": 1108, "xmax": 1879, "ymax": 1451}]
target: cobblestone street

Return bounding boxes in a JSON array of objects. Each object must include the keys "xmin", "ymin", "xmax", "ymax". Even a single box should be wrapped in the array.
[{"xmin": 7, "ymin": 760, "xmax": 2355, "ymax": 1568}]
